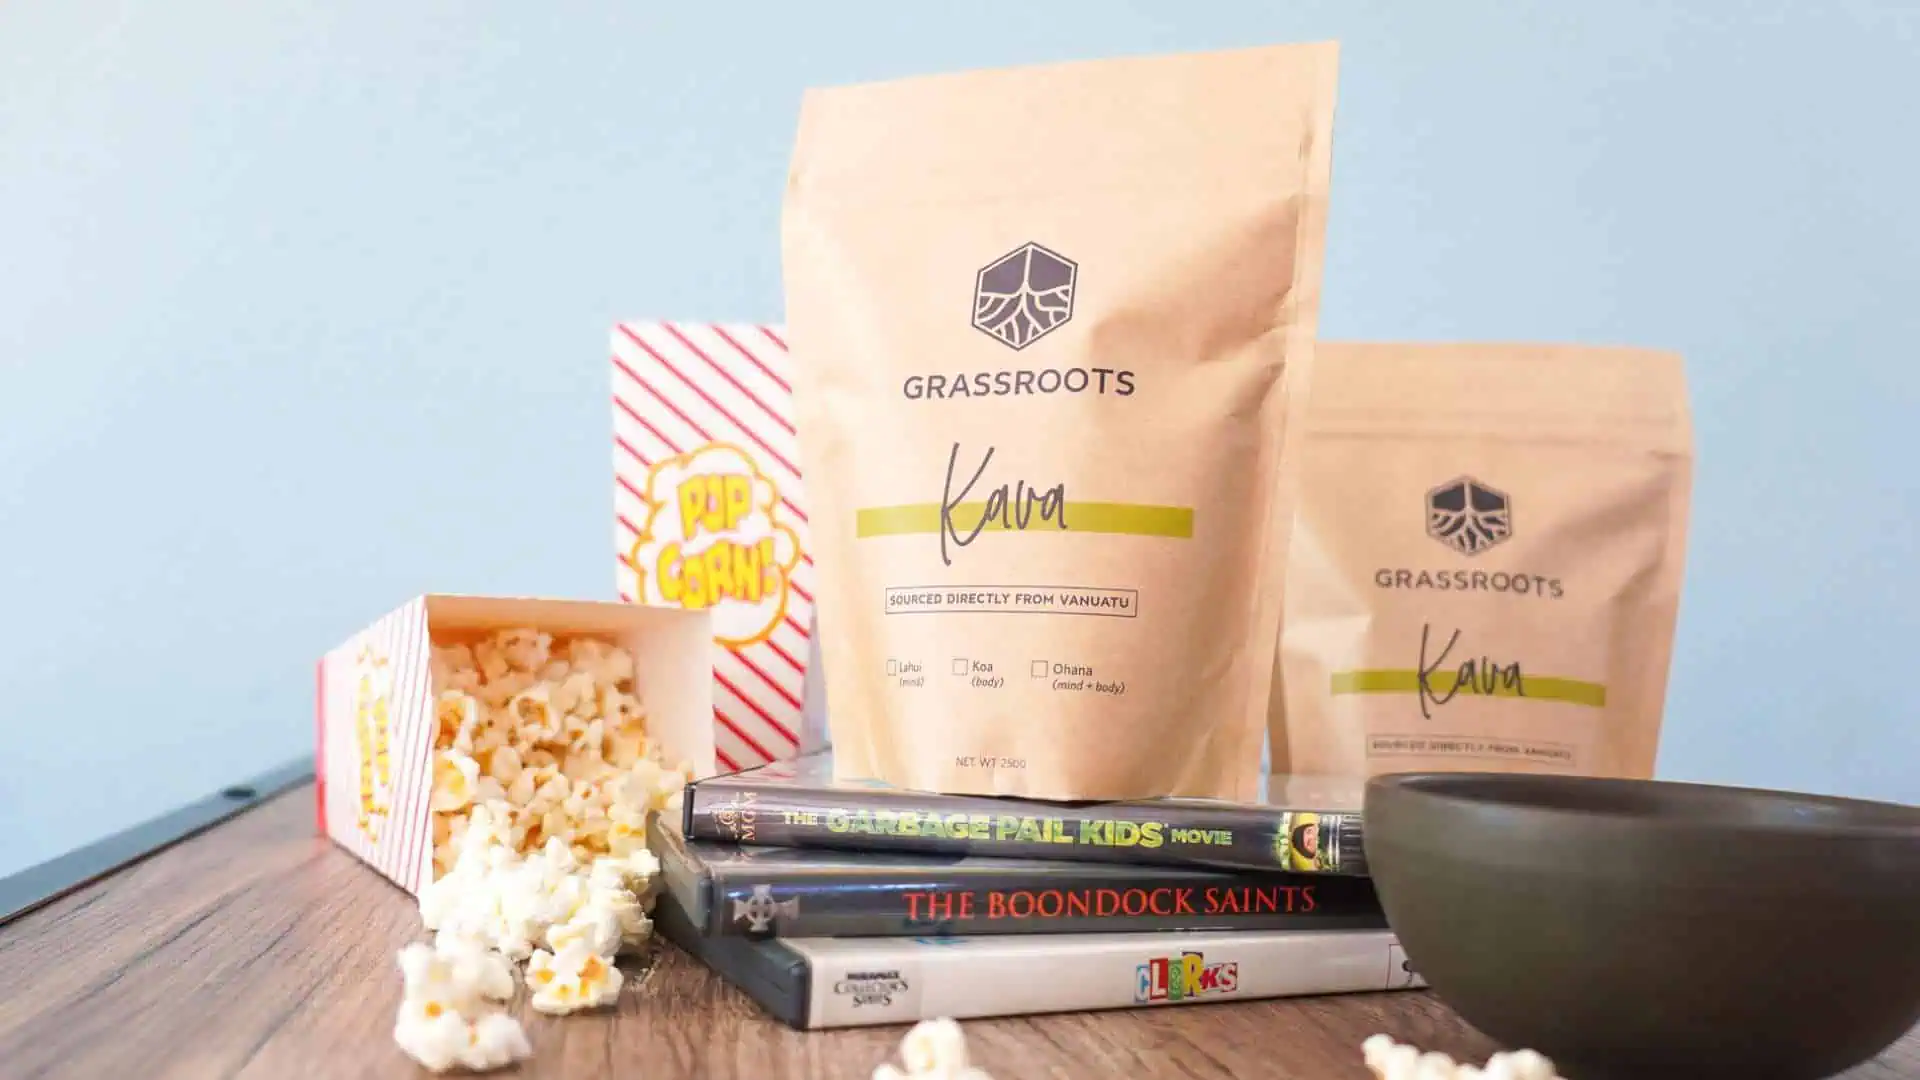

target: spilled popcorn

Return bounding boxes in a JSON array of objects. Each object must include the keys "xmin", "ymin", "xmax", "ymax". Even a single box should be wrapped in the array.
[
  {"xmin": 528, "ymin": 941, "xmax": 624, "ymax": 1015},
  {"xmin": 393, "ymin": 936, "xmax": 528, "ymax": 1073},
  {"xmin": 873, "ymin": 1017, "xmax": 994, "ymax": 1080},
  {"xmin": 392, "ymin": 628, "xmax": 692, "ymax": 1072},
  {"xmin": 1363, "ymin": 1034, "xmax": 1564, "ymax": 1080}
]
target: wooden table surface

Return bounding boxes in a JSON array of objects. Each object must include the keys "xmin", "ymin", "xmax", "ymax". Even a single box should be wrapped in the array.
[{"xmin": 0, "ymin": 785, "xmax": 1913, "ymax": 1080}]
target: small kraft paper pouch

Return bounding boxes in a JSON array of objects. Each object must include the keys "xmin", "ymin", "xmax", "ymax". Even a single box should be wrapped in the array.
[
  {"xmin": 612, "ymin": 321, "xmax": 824, "ymax": 771},
  {"xmin": 316, "ymin": 594, "xmax": 715, "ymax": 894},
  {"xmin": 1270, "ymin": 343, "xmax": 1694, "ymax": 779},
  {"xmin": 783, "ymin": 42, "xmax": 1340, "ymax": 801}
]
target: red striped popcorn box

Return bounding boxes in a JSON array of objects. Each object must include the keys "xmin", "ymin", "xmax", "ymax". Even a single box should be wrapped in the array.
[
  {"xmin": 611, "ymin": 321, "xmax": 825, "ymax": 772},
  {"xmin": 314, "ymin": 593, "xmax": 715, "ymax": 895}
]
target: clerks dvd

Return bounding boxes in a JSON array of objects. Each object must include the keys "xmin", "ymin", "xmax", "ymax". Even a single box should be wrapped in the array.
[
  {"xmin": 681, "ymin": 752, "xmax": 1368, "ymax": 875},
  {"xmin": 649, "ymin": 808, "xmax": 1384, "ymax": 940}
]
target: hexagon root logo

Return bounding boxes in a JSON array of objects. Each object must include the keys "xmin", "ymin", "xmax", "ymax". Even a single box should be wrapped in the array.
[
  {"xmin": 1427, "ymin": 476, "xmax": 1512, "ymax": 556},
  {"xmin": 973, "ymin": 242, "xmax": 1076, "ymax": 350}
]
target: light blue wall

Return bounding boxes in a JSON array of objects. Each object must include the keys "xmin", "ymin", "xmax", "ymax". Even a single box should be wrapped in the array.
[{"xmin": 2, "ymin": 1, "xmax": 1914, "ymax": 877}]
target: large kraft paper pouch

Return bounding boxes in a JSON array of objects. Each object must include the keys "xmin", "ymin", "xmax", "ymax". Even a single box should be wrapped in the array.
[
  {"xmin": 1271, "ymin": 343, "xmax": 1694, "ymax": 779},
  {"xmin": 783, "ymin": 42, "xmax": 1340, "ymax": 801}
]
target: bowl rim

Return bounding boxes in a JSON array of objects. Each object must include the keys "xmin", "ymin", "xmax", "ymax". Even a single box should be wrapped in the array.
[{"xmin": 1365, "ymin": 771, "xmax": 1920, "ymax": 840}]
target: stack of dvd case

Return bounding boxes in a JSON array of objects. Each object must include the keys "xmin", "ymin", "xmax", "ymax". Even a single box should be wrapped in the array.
[{"xmin": 648, "ymin": 752, "xmax": 1428, "ymax": 1029}]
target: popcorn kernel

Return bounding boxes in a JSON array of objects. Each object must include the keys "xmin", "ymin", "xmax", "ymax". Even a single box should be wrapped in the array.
[{"xmin": 1362, "ymin": 1036, "xmax": 1563, "ymax": 1080}]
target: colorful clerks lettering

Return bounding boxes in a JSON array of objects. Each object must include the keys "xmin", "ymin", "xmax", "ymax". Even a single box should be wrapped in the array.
[{"xmin": 1134, "ymin": 951, "xmax": 1239, "ymax": 1004}]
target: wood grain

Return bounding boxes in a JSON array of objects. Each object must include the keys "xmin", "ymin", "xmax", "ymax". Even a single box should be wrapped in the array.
[{"xmin": 0, "ymin": 785, "xmax": 1913, "ymax": 1080}]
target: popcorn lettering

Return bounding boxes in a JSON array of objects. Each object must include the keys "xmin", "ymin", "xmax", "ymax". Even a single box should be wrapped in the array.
[{"xmin": 1363, "ymin": 1035, "xmax": 1563, "ymax": 1080}]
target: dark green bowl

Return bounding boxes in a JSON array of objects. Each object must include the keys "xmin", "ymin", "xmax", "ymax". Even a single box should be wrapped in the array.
[{"xmin": 1364, "ymin": 772, "xmax": 1920, "ymax": 1080}]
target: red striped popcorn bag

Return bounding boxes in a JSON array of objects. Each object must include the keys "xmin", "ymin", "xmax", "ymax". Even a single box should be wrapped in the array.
[
  {"xmin": 315, "ymin": 594, "xmax": 716, "ymax": 894},
  {"xmin": 610, "ymin": 321, "xmax": 825, "ymax": 771}
]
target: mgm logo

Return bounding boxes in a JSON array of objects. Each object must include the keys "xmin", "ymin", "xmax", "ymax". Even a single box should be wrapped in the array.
[
  {"xmin": 1427, "ymin": 476, "xmax": 1512, "ymax": 556},
  {"xmin": 973, "ymin": 242, "xmax": 1077, "ymax": 350}
]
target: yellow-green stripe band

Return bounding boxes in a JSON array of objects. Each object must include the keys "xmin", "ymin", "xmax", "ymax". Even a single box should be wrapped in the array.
[
  {"xmin": 1330, "ymin": 669, "xmax": 1607, "ymax": 708},
  {"xmin": 855, "ymin": 502, "xmax": 1193, "ymax": 540}
]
